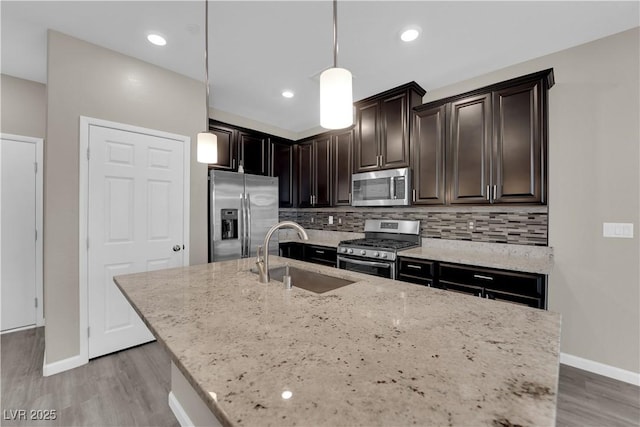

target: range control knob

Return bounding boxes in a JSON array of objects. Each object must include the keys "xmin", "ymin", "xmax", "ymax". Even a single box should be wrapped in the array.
[
  {"xmin": 360, "ymin": 250, "xmax": 366, "ymax": 256},
  {"xmin": 347, "ymin": 248, "xmax": 354, "ymax": 254},
  {"xmin": 381, "ymin": 253, "xmax": 388, "ymax": 259},
  {"xmin": 373, "ymin": 252, "xmax": 380, "ymax": 257},
  {"xmin": 340, "ymin": 247, "xmax": 347, "ymax": 253}
]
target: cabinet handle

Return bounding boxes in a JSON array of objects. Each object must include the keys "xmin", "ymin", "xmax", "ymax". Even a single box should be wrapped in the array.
[
  {"xmin": 348, "ymin": 192, "xmax": 352, "ymax": 204},
  {"xmin": 406, "ymin": 264, "xmax": 422, "ymax": 269},
  {"xmin": 473, "ymin": 274, "xmax": 494, "ymax": 281},
  {"xmin": 486, "ymin": 185, "xmax": 490, "ymax": 201},
  {"xmin": 477, "ymin": 292, "xmax": 483, "ymax": 297},
  {"xmin": 412, "ymin": 189, "xmax": 416, "ymax": 202},
  {"xmin": 315, "ymin": 250, "xmax": 325, "ymax": 254},
  {"xmin": 232, "ymin": 159, "xmax": 236, "ymax": 169},
  {"xmin": 493, "ymin": 184, "xmax": 497, "ymax": 201}
]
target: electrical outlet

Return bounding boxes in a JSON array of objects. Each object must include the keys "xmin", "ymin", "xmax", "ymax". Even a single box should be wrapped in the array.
[
  {"xmin": 328, "ymin": 215, "xmax": 334, "ymax": 225},
  {"xmin": 338, "ymin": 218, "xmax": 342, "ymax": 225},
  {"xmin": 467, "ymin": 221, "xmax": 475, "ymax": 231},
  {"xmin": 311, "ymin": 217, "xmax": 315, "ymax": 223}
]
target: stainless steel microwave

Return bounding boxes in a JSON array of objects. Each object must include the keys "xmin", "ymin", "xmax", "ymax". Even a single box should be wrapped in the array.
[{"xmin": 351, "ymin": 167, "xmax": 411, "ymax": 206}]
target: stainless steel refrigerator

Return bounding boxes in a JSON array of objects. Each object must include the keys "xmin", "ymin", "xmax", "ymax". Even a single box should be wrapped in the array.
[{"xmin": 209, "ymin": 170, "xmax": 279, "ymax": 262}]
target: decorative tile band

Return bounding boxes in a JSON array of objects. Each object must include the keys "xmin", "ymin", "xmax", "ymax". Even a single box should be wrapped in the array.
[{"xmin": 279, "ymin": 207, "xmax": 548, "ymax": 246}]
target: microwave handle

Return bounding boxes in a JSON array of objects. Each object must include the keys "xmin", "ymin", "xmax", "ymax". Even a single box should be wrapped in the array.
[{"xmin": 390, "ymin": 176, "xmax": 396, "ymax": 200}]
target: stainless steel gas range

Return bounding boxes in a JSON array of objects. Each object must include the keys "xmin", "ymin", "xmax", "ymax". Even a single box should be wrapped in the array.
[{"xmin": 337, "ymin": 219, "xmax": 421, "ymax": 279}]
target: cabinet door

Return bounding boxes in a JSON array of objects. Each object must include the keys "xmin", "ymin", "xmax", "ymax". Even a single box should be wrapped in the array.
[
  {"xmin": 412, "ymin": 105, "xmax": 446, "ymax": 205},
  {"xmin": 447, "ymin": 93, "xmax": 492, "ymax": 204},
  {"xmin": 333, "ymin": 130, "xmax": 353, "ymax": 206},
  {"xmin": 380, "ymin": 92, "xmax": 410, "ymax": 169},
  {"xmin": 239, "ymin": 131, "xmax": 267, "ymax": 175},
  {"xmin": 297, "ymin": 142, "xmax": 313, "ymax": 208},
  {"xmin": 492, "ymin": 80, "xmax": 544, "ymax": 203},
  {"xmin": 209, "ymin": 123, "xmax": 237, "ymax": 170},
  {"xmin": 354, "ymin": 100, "xmax": 380, "ymax": 172},
  {"xmin": 271, "ymin": 140, "xmax": 294, "ymax": 208},
  {"xmin": 314, "ymin": 136, "xmax": 332, "ymax": 207}
]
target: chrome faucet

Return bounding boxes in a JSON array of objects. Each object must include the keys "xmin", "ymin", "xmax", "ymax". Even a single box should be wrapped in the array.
[{"xmin": 256, "ymin": 221, "xmax": 308, "ymax": 283}]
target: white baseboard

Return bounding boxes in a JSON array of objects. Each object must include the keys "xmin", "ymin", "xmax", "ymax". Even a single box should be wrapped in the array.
[
  {"xmin": 561, "ymin": 352, "xmax": 640, "ymax": 386},
  {"xmin": 42, "ymin": 351, "xmax": 87, "ymax": 377},
  {"xmin": 169, "ymin": 391, "xmax": 194, "ymax": 427}
]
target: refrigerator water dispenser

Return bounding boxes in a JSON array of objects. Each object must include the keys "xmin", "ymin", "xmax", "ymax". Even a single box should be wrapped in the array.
[{"xmin": 221, "ymin": 209, "xmax": 238, "ymax": 240}]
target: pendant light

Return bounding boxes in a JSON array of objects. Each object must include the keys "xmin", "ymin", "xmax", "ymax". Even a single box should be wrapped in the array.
[
  {"xmin": 197, "ymin": 0, "xmax": 218, "ymax": 164},
  {"xmin": 320, "ymin": 0, "xmax": 353, "ymax": 130}
]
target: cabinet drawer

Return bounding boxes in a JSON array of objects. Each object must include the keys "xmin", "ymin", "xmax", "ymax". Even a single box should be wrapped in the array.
[
  {"xmin": 484, "ymin": 289, "xmax": 543, "ymax": 309},
  {"xmin": 398, "ymin": 258, "xmax": 435, "ymax": 282},
  {"xmin": 439, "ymin": 263, "xmax": 544, "ymax": 299},
  {"xmin": 305, "ymin": 245, "xmax": 337, "ymax": 267},
  {"xmin": 440, "ymin": 280, "xmax": 484, "ymax": 297}
]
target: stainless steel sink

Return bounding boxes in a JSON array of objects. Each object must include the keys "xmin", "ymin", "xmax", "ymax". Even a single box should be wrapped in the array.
[{"xmin": 251, "ymin": 266, "xmax": 355, "ymax": 294}]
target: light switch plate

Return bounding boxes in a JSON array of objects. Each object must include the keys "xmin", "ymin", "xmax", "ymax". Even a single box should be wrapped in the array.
[
  {"xmin": 603, "ymin": 222, "xmax": 634, "ymax": 238},
  {"xmin": 328, "ymin": 215, "xmax": 334, "ymax": 225}
]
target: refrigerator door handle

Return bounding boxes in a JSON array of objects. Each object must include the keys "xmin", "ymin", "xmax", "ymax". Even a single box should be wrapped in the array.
[
  {"xmin": 246, "ymin": 193, "xmax": 252, "ymax": 256},
  {"xmin": 239, "ymin": 193, "xmax": 246, "ymax": 257}
]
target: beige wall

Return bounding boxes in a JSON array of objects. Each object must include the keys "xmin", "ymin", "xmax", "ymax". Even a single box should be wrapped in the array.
[
  {"xmin": 45, "ymin": 31, "xmax": 208, "ymax": 364},
  {"xmin": 1, "ymin": 74, "xmax": 46, "ymax": 138},
  {"xmin": 425, "ymin": 28, "xmax": 640, "ymax": 374}
]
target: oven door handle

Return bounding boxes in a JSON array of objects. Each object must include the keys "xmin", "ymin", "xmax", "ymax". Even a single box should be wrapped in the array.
[{"xmin": 338, "ymin": 256, "xmax": 391, "ymax": 269}]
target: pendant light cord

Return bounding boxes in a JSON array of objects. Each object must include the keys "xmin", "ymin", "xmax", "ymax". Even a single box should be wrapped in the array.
[
  {"xmin": 332, "ymin": 0, "xmax": 338, "ymax": 68},
  {"xmin": 204, "ymin": 0, "xmax": 210, "ymax": 129}
]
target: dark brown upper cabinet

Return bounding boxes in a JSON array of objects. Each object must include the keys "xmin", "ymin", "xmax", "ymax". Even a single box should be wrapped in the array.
[
  {"xmin": 332, "ymin": 129, "xmax": 354, "ymax": 206},
  {"xmin": 270, "ymin": 138, "xmax": 295, "ymax": 208},
  {"xmin": 447, "ymin": 93, "xmax": 493, "ymax": 204},
  {"xmin": 413, "ymin": 69, "xmax": 553, "ymax": 206},
  {"xmin": 207, "ymin": 121, "xmax": 269, "ymax": 176},
  {"xmin": 492, "ymin": 80, "xmax": 545, "ymax": 203},
  {"xmin": 238, "ymin": 131, "xmax": 267, "ymax": 175},
  {"xmin": 297, "ymin": 137, "xmax": 331, "ymax": 208},
  {"xmin": 354, "ymin": 82, "xmax": 426, "ymax": 173},
  {"xmin": 208, "ymin": 122, "xmax": 236, "ymax": 171},
  {"xmin": 411, "ymin": 104, "xmax": 446, "ymax": 205}
]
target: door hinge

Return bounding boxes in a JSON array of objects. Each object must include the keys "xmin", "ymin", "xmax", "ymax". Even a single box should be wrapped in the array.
[
  {"xmin": 87, "ymin": 148, "xmax": 90, "ymax": 160},
  {"xmin": 87, "ymin": 327, "xmax": 90, "ymax": 338},
  {"xmin": 35, "ymin": 298, "xmax": 38, "ymax": 308},
  {"xmin": 87, "ymin": 238, "xmax": 89, "ymax": 250},
  {"xmin": 35, "ymin": 229, "xmax": 37, "ymax": 241},
  {"xmin": 34, "ymin": 162, "xmax": 38, "ymax": 173}
]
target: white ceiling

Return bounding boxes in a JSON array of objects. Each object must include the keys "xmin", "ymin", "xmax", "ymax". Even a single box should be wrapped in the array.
[{"xmin": 2, "ymin": 1, "xmax": 638, "ymax": 134}]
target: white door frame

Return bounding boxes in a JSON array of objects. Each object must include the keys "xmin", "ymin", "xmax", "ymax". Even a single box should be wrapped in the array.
[
  {"xmin": 0, "ymin": 133, "xmax": 44, "ymax": 332},
  {"xmin": 78, "ymin": 116, "xmax": 190, "ymax": 366}
]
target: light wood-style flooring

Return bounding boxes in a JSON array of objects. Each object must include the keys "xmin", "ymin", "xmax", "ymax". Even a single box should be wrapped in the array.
[{"xmin": 2, "ymin": 327, "xmax": 639, "ymax": 426}]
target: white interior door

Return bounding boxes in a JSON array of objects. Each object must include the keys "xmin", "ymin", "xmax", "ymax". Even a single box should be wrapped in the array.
[
  {"xmin": 0, "ymin": 137, "xmax": 38, "ymax": 332},
  {"xmin": 88, "ymin": 124, "xmax": 185, "ymax": 358}
]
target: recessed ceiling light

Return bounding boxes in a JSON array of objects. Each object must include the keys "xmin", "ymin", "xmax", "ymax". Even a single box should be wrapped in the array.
[
  {"xmin": 400, "ymin": 27, "xmax": 421, "ymax": 42},
  {"xmin": 147, "ymin": 34, "xmax": 167, "ymax": 46},
  {"xmin": 282, "ymin": 90, "xmax": 294, "ymax": 98}
]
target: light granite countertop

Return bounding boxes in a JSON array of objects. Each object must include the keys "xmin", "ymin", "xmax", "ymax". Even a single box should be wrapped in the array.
[
  {"xmin": 398, "ymin": 239, "xmax": 554, "ymax": 274},
  {"xmin": 115, "ymin": 257, "xmax": 561, "ymax": 427}
]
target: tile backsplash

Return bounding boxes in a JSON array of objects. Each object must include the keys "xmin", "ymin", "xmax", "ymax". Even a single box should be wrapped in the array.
[{"xmin": 279, "ymin": 206, "xmax": 548, "ymax": 246}]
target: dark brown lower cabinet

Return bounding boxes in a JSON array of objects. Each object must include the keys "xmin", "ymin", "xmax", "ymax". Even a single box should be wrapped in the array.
[
  {"xmin": 397, "ymin": 257, "xmax": 436, "ymax": 287},
  {"xmin": 279, "ymin": 243, "xmax": 336, "ymax": 267},
  {"xmin": 438, "ymin": 262, "xmax": 546, "ymax": 309},
  {"xmin": 397, "ymin": 257, "xmax": 546, "ymax": 309}
]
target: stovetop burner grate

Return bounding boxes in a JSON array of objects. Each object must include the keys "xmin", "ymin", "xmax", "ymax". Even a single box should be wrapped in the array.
[{"xmin": 339, "ymin": 238, "xmax": 418, "ymax": 250}]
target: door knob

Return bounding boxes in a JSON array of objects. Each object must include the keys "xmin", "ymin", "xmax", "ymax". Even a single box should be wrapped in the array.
[{"xmin": 172, "ymin": 245, "xmax": 181, "ymax": 252}]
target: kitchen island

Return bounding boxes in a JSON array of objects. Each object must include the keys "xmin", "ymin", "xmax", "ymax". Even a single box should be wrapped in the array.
[{"xmin": 114, "ymin": 256, "xmax": 561, "ymax": 427}]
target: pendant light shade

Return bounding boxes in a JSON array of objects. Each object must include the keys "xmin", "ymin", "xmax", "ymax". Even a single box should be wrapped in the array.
[
  {"xmin": 197, "ymin": 131, "xmax": 218, "ymax": 163},
  {"xmin": 196, "ymin": 0, "xmax": 218, "ymax": 164},
  {"xmin": 320, "ymin": 0, "xmax": 353, "ymax": 130},
  {"xmin": 320, "ymin": 67, "xmax": 353, "ymax": 129}
]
